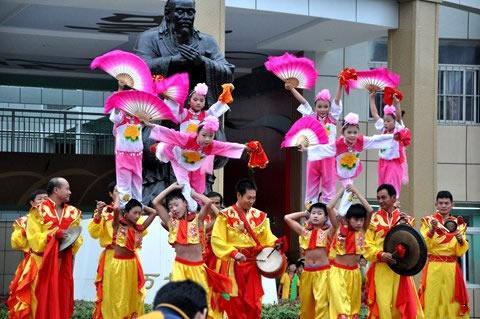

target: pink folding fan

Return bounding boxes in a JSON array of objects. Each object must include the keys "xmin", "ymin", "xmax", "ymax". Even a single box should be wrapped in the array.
[
  {"xmin": 105, "ymin": 90, "xmax": 178, "ymax": 124},
  {"xmin": 348, "ymin": 68, "xmax": 400, "ymax": 92},
  {"xmin": 155, "ymin": 73, "xmax": 190, "ymax": 108},
  {"xmin": 281, "ymin": 116, "xmax": 329, "ymax": 148},
  {"xmin": 264, "ymin": 52, "xmax": 317, "ymax": 89},
  {"xmin": 90, "ymin": 50, "xmax": 155, "ymax": 94}
]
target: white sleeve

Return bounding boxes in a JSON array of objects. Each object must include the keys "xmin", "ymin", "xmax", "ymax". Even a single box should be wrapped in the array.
[
  {"xmin": 363, "ymin": 134, "xmax": 394, "ymax": 150},
  {"xmin": 297, "ymin": 102, "xmax": 315, "ymax": 116},
  {"xmin": 109, "ymin": 110, "xmax": 123, "ymax": 124},
  {"xmin": 164, "ymin": 98, "xmax": 186, "ymax": 122},
  {"xmin": 374, "ymin": 118, "xmax": 384, "ymax": 132},
  {"xmin": 307, "ymin": 143, "xmax": 336, "ymax": 161},
  {"xmin": 207, "ymin": 101, "xmax": 230, "ymax": 118},
  {"xmin": 330, "ymin": 99, "xmax": 342, "ymax": 120},
  {"xmin": 395, "ymin": 121, "xmax": 405, "ymax": 129}
]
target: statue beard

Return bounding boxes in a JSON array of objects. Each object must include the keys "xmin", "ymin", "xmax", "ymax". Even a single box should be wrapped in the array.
[{"xmin": 174, "ymin": 26, "xmax": 192, "ymax": 45}]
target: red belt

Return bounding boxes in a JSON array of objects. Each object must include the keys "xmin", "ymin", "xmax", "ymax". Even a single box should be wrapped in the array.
[
  {"xmin": 304, "ymin": 264, "xmax": 330, "ymax": 272},
  {"xmin": 332, "ymin": 260, "xmax": 359, "ymax": 270},
  {"xmin": 175, "ymin": 256, "xmax": 204, "ymax": 266},
  {"xmin": 428, "ymin": 255, "xmax": 457, "ymax": 263}
]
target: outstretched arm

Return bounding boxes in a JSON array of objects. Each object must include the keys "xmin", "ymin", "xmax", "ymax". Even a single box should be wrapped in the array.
[
  {"xmin": 284, "ymin": 211, "xmax": 309, "ymax": 236},
  {"xmin": 393, "ymin": 96, "xmax": 403, "ymax": 124},
  {"xmin": 334, "ymin": 82, "xmax": 343, "ymax": 106},
  {"xmin": 327, "ymin": 187, "xmax": 344, "ymax": 229},
  {"xmin": 369, "ymin": 91, "xmax": 381, "ymax": 121},
  {"xmin": 112, "ymin": 189, "xmax": 121, "ymax": 231},
  {"xmin": 285, "ymin": 82, "xmax": 308, "ymax": 105}
]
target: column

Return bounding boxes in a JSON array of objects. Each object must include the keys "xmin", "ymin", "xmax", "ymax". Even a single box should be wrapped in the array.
[
  {"xmin": 194, "ymin": 0, "xmax": 226, "ymax": 194},
  {"xmin": 388, "ymin": 0, "xmax": 440, "ymax": 218}
]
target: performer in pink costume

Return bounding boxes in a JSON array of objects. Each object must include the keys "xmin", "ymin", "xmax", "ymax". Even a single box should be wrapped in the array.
[
  {"xmin": 304, "ymin": 112, "xmax": 396, "ymax": 188},
  {"xmin": 285, "ymin": 82, "xmax": 343, "ymax": 206},
  {"xmin": 110, "ymin": 106, "xmax": 144, "ymax": 206},
  {"xmin": 165, "ymin": 83, "xmax": 232, "ymax": 134},
  {"xmin": 369, "ymin": 93, "xmax": 409, "ymax": 197},
  {"xmin": 149, "ymin": 116, "xmax": 250, "ymax": 211}
]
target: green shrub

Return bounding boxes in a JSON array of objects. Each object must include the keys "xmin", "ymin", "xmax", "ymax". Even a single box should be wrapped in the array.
[{"xmin": 261, "ymin": 302, "xmax": 300, "ymax": 319}]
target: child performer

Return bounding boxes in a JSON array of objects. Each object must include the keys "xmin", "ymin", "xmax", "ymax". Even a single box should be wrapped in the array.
[
  {"xmin": 369, "ymin": 92, "xmax": 409, "ymax": 197},
  {"xmin": 203, "ymin": 192, "xmax": 224, "ymax": 270},
  {"xmin": 285, "ymin": 82, "xmax": 343, "ymax": 205},
  {"xmin": 109, "ymin": 81, "xmax": 145, "ymax": 207},
  {"xmin": 326, "ymin": 185, "xmax": 373, "ymax": 319},
  {"xmin": 152, "ymin": 182, "xmax": 231, "ymax": 319},
  {"xmin": 278, "ymin": 263, "xmax": 300, "ymax": 302},
  {"xmin": 418, "ymin": 191, "xmax": 470, "ymax": 318},
  {"xmin": 303, "ymin": 112, "xmax": 398, "ymax": 213},
  {"xmin": 166, "ymin": 82, "xmax": 233, "ymax": 134},
  {"xmin": 105, "ymin": 194, "xmax": 157, "ymax": 319},
  {"xmin": 7, "ymin": 190, "xmax": 47, "ymax": 318},
  {"xmin": 284, "ymin": 203, "xmax": 333, "ymax": 319},
  {"xmin": 149, "ymin": 116, "xmax": 255, "ymax": 211}
]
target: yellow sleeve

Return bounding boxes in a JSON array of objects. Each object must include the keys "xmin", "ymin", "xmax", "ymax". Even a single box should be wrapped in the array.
[
  {"xmin": 420, "ymin": 217, "xmax": 435, "ymax": 251},
  {"xmin": 363, "ymin": 222, "xmax": 381, "ymax": 263},
  {"xmin": 26, "ymin": 208, "xmax": 51, "ymax": 253},
  {"xmin": 71, "ymin": 212, "xmax": 83, "ymax": 255},
  {"xmin": 211, "ymin": 214, "xmax": 238, "ymax": 260},
  {"xmin": 11, "ymin": 222, "xmax": 28, "ymax": 250},
  {"xmin": 455, "ymin": 225, "xmax": 469, "ymax": 256},
  {"xmin": 280, "ymin": 273, "xmax": 286, "ymax": 284},
  {"xmin": 257, "ymin": 218, "xmax": 277, "ymax": 247},
  {"xmin": 88, "ymin": 217, "xmax": 103, "ymax": 239}
]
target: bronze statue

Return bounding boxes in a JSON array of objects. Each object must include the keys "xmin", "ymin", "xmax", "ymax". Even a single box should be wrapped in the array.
[
  {"xmin": 136, "ymin": 0, "xmax": 234, "ymax": 204},
  {"xmin": 135, "ymin": 0, "xmax": 234, "ymax": 104}
]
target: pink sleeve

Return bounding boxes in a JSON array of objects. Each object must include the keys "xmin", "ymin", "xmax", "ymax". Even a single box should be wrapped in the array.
[
  {"xmin": 210, "ymin": 140, "xmax": 246, "ymax": 158},
  {"xmin": 149, "ymin": 125, "xmax": 191, "ymax": 147}
]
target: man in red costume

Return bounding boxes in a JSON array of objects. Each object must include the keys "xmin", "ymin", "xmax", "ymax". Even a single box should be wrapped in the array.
[{"xmin": 26, "ymin": 177, "xmax": 83, "ymax": 319}]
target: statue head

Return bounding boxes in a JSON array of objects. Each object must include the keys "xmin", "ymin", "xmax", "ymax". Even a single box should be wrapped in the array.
[{"xmin": 164, "ymin": 0, "xmax": 196, "ymax": 42}]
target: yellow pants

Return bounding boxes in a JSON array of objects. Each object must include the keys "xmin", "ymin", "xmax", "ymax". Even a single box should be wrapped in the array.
[
  {"xmin": 329, "ymin": 261, "xmax": 361, "ymax": 319},
  {"xmin": 103, "ymin": 254, "xmax": 145, "ymax": 319},
  {"xmin": 299, "ymin": 265, "xmax": 330, "ymax": 319},
  {"xmin": 420, "ymin": 260, "xmax": 469, "ymax": 319},
  {"xmin": 94, "ymin": 248, "xmax": 115, "ymax": 319},
  {"xmin": 370, "ymin": 262, "xmax": 424, "ymax": 319},
  {"xmin": 171, "ymin": 257, "xmax": 221, "ymax": 319}
]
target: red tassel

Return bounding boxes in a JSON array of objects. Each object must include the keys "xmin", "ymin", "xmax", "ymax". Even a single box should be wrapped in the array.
[
  {"xmin": 338, "ymin": 68, "xmax": 357, "ymax": 95},
  {"xmin": 246, "ymin": 140, "xmax": 269, "ymax": 169},
  {"xmin": 395, "ymin": 243, "xmax": 406, "ymax": 258},
  {"xmin": 394, "ymin": 128, "xmax": 411, "ymax": 147},
  {"xmin": 275, "ymin": 236, "xmax": 289, "ymax": 254},
  {"xmin": 383, "ymin": 87, "xmax": 403, "ymax": 105}
]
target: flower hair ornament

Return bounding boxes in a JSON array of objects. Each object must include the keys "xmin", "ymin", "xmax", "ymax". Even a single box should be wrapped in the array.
[
  {"xmin": 200, "ymin": 115, "xmax": 219, "ymax": 133},
  {"xmin": 343, "ymin": 112, "xmax": 359, "ymax": 127},
  {"xmin": 193, "ymin": 83, "xmax": 208, "ymax": 96},
  {"xmin": 314, "ymin": 89, "xmax": 331, "ymax": 103},
  {"xmin": 383, "ymin": 105, "xmax": 396, "ymax": 117}
]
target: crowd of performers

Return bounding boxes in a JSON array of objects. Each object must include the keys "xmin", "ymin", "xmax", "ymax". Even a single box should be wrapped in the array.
[{"xmin": 5, "ymin": 50, "xmax": 470, "ymax": 319}]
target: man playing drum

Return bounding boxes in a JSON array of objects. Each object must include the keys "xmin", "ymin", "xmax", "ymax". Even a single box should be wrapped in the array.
[
  {"xmin": 284, "ymin": 202, "xmax": 333, "ymax": 319},
  {"xmin": 211, "ymin": 179, "xmax": 280, "ymax": 319}
]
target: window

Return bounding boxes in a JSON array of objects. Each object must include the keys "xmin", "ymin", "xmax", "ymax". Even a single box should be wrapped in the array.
[{"xmin": 438, "ymin": 65, "xmax": 480, "ymax": 124}]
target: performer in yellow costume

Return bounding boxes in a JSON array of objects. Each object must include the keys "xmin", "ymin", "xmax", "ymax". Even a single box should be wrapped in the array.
[
  {"xmin": 7, "ymin": 189, "xmax": 47, "ymax": 319},
  {"xmin": 278, "ymin": 263, "xmax": 299, "ymax": 301},
  {"xmin": 153, "ymin": 182, "xmax": 230, "ymax": 319},
  {"xmin": 418, "ymin": 190, "xmax": 470, "ymax": 318},
  {"xmin": 364, "ymin": 184, "xmax": 424, "ymax": 319},
  {"xmin": 88, "ymin": 182, "xmax": 116, "ymax": 319},
  {"xmin": 26, "ymin": 178, "xmax": 83, "ymax": 319},
  {"xmin": 211, "ymin": 179, "xmax": 279, "ymax": 319},
  {"xmin": 327, "ymin": 185, "xmax": 373, "ymax": 319},
  {"xmin": 284, "ymin": 202, "xmax": 333, "ymax": 319},
  {"xmin": 104, "ymin": 192, "xmax": 157, "ymax": 319}
]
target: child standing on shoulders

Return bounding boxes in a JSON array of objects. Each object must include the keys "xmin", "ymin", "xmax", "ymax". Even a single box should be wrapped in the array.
[
  {"xmin": 284, "ymin": 203, "xmax": 333, "ymax": 319},
  {"xmin": 105, "ymin": 192, "xmax": 157, "ymax": 319},
  {"xmin": 326, "ymin": 185, "xmax": 373, "ymax": 319},
  {"xmin": 369, "ymin": 92, "xmax": 409, "ymax": 197},
  {"xmin": 285, "ymin": 81, "xmax": 343, "ymax": 206}
]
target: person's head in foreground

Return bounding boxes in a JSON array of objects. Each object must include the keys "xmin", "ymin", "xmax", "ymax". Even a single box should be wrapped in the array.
[{"xmin": 150, "ymin": 280, "xmax": 207, "ymax": 319}]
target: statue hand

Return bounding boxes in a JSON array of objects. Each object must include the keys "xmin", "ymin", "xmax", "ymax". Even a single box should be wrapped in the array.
[
  {"xmin": 170, "ymin": 53, "xmax": 188, "ymax": 67},
  {"xmin": 179, "ymin": 44, "xmax": 203, "ymax": 66}
]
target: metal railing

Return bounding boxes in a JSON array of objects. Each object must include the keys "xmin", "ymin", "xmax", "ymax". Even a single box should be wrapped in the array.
[{"xmin": 0, "ymin": 108, "xmax": 114, "ymax": 155}]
